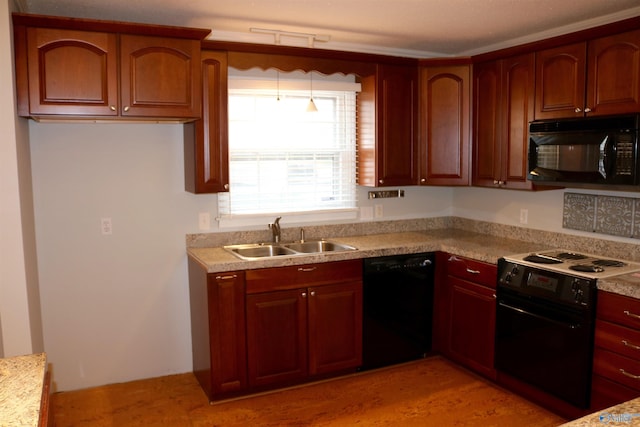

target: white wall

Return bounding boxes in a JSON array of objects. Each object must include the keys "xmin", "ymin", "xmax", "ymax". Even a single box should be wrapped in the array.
[
  {"xmin": 0, "ymin": 0, "xmax": 44, "ymax": 358},
  {"xmin": 29, "ymin": 122, "xmax": 219, "ymax": 390}
]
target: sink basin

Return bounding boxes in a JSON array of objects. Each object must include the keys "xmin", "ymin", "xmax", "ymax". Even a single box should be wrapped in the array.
[
  {"xmin": 224, "ymin": 243, "xmax": 298, "ymax": 260},
  {"xmin": 282, "ymin": 240, "xmax": 357, "ymax": 253},
  {"xmin": 224, "ymin": 240, "xmax": 357, "ymax": 260}
]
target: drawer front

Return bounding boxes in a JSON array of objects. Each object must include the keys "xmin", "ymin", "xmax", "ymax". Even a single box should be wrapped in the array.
[
  {"xmin": 446, "ymin": 255, "xmax": 497, "ymax": 288},
  {"xmin": 246, "ymin": 259, "xmax": 362, "ymax": 294},
  {"xmin": 597, "ymin": 291, "xmax": 640, "ymax": 330},
  {"xmin": 591, "ymin": 374, "xmax": 640, "ymax": 412},
  {"xmin": 595, "ymin": 319, "xmax": 640, "ymax": 361},
  {"xmin": 593, "ymin": 347, "xmax": 640, "ymax": 392}
]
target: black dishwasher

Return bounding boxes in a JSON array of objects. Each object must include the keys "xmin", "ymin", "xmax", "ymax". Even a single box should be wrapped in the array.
[{"xmin": 361, "ymin": 252, "xmax": 435, "ymax": 370}]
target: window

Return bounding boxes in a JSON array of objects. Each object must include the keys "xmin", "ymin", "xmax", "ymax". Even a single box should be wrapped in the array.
[{"xmin": 218, "ymin": 71, "xmax": 359, "ymax": 224}]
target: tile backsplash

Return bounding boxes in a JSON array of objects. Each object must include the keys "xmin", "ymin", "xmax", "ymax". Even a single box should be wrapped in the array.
[{"xmin": 564, "ymin": 192, "xmax": 640, "ymax": 238}]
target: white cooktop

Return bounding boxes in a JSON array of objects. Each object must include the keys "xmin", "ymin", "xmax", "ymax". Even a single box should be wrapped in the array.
[{"xmin": 503, "ymin": 249, "xmax": 640, "ymax": 279}]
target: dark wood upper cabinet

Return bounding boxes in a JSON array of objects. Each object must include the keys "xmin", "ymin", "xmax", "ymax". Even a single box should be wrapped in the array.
[
  {"xmin": 358, "ymin": 64, "xmax": 418, "ymax": 187},
  {"xmin": 13, "ymin": 13, "xmax": 209, "ymax": 120},
  {"xmin": 587, "ymin": 29, "xmax": 640, "ymax": 117},
  {"xmin": 119, "ymin": 35, "xmax": 202, "ymax": 118},
  {"xmin": 184, "ymin": 50, "xmax": 229, "ymax": 193},
  {"xmin": 535, "ymin": 29, "xmax": 640, "ymax": 119},
  {"xmin": 24, "ymin": 27, "xmax": 119, "ymax": 117},
  {"xmin": 418, "ymin": 64, "xmax": 470, "ymax": 186},
  {"xmin": 535, "ymin": 42, "xmax": 587, "ymax": 119},
  {"xmin": 473, "ymin": 53, "xmax": 535, "ymax": 190}
]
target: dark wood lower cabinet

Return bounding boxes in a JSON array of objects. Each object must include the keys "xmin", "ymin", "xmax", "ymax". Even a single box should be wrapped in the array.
[
  {"xmin": 246, "ymin": 289, "xmax": 308, "ymax": 387},
  {"xmin": 188, "ymin": 260, "xmax": 247, "ymax": 401},
  {"xmin": 246, "ymin": 281, "xmax": 363, "ymax": 388},
  {"xmin": 190, "ymin": 258, "xmax": 362, "ymax": 401}
]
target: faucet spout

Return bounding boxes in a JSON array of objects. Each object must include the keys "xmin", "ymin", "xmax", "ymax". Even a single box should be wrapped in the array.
[{"xmin": 270, "ymin": 217, "xmax": 282, "ymax": 243}]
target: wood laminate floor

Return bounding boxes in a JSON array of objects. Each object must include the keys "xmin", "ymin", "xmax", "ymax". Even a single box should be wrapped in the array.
[{"xmin": 52, "ymin": 356, "xmax": 567, "ymax": 426}]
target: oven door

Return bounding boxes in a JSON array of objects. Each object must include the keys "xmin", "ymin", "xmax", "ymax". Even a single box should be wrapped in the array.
[{"xmin": 495, "ymin": 288, "xmax": 594, "ymax": 408}]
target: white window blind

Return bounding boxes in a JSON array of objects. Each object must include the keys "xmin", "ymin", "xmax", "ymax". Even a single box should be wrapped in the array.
[{"xmin": 218, "ymin": 76, "xmax": 358, "ymax": 219}]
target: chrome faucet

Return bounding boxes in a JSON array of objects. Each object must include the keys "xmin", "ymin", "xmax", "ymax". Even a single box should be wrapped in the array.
[{"xmin": 269, "ymin": 217, "xmax": 282, "ymax": 243}]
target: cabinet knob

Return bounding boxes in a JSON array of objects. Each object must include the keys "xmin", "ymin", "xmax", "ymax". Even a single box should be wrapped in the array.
[
  {"xmin": 378, "ymin": 179, "xmax": 384, "ymax": 185},
  {"xmin": 584, "ymin": 107, "xmax": 592, "ymax": 113},
  {"xmin": 301, "ymin": 292, "xmax": 307, "ymax": 298},
  {"xmin": 574, "ymin": 107, "xmax": 582, "ymax": 113},
  {"xmin": 310, "ymin": 291, "xmax": 316, "ymax": 297},
  {"xmin": 493, "ymin": 180, "xmax": 499, "ymax": 185},
  {"xmin": 223, "ymin": 183, "xmax": 229, "ymax": 190},
  {"xmin": 420, "ymin": 178, "xmax": 426, "ymax": 183},
  {"xmin": 109, "ymin": 105, "xmax": 116, "ymax": 111},
  {"xmin": 123, "ymin": 106, "xmax": 130, "ymax": 112}
]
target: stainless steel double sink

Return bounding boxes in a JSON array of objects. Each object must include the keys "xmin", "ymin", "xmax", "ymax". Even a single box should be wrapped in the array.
[{"xmin": 224, "ymin": 240, "xmax": 357, "ymax": 260}]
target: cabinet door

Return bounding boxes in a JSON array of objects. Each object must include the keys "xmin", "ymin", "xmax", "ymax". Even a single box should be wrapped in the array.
[
  {"xmin": 246, "ymin": 289, "xmax": 308, "ymax": 387},
  {"xmin": 378, "ymin": 64, "xmax": 418, "ymax": 186},
  {"xmin": 419, "ymin": 65, "xmax": 470, "ymax": 186},
  {"xmin": 473, "ymin": 61, "xmax": 502, "ymax": 187},
  {"xmin": 358, "ymin": 64, "xmax": 418, "ymax": 186},
  {"xmin": 535, "ymin": 42, "xmax": 587, "ymax": 119},
  {"xmin": 448, "ymin": 276, "xmax": 497, "ymax": 380},
  {"xmin": 500, "ymin": 53, "xmax": 535, "ymax": 190},
  {"xmin": 26, "ymin": 27, "xmax": 118, "ymax": 116},
  {"xmin": 184, "ymin": 50, "xmax": 229, "ymax": 193},
  {"xmin": 207, "ymin": 272, "xmax": 247, "ymax": 395},
  {"xmin": 308, "ymin": 281, "xmax": 363, "ymax": 375},
  {"xmin": 120, "ymin": 34, "xmax": 201, "ymax": 118},
  {"xmin": 587, "ymin": 29, "xmax": 640, "ymax": 116}
]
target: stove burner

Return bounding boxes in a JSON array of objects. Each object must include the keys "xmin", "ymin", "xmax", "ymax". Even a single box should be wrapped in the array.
[
  {"xmin": 523, "ymin": 254, "xmax": 562, "ymax": 264},
  {"xmin": 556, "ymin": 252, "xmax": 587, "ymax": 260},
  {"xmin": 570, "ymin": 264, "xmax": 605, "ymax": 273},
  {"xmin": 592, "ymin": 259, "xmax": 627, "ymax": 267}
]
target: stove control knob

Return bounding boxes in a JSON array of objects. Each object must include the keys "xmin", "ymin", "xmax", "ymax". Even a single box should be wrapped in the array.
[
  {"xmin": 574, "ymin": 289, "xmax": 584, "ymax": 303},
  {"xmin": 511, "ymin": 266, "xmax": 519, "ymax": 276}
]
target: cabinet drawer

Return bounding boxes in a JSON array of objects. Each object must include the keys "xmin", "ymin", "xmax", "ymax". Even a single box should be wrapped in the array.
[
  {"xmin": 598, "ymin": 291, "xmax": 640, "ymax": 330},
  {"xmin": 595, "ymin": 319, "xmax": 640, "ymax": 361},
  {"xmin": 446, "ymin": 255, "xmax": 497, "ymax": 288},
  {"xmin": 591, "ymin": 374, "xmax": 640, "ymax": 411},
  {"xmin": 246, "ymin": 259, "xmax": 362, "ymax": 294},
  {"xmin": 593, "ymin": 347, "xmax": 640, "ymax": 392}
]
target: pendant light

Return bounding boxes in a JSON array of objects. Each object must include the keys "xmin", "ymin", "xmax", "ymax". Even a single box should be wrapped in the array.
[{"xmin": 307, "ymin": 71, "xmax": 318, "ymax": 112}]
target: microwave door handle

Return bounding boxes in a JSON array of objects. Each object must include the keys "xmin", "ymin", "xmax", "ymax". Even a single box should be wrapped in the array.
[{"xmin": 600, "ymin": 136, "xmax": 612, "ymax": 179}]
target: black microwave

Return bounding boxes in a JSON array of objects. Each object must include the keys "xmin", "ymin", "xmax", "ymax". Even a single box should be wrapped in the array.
[{"xmin": 528, "ymin": 115, "xmax": 640, "ymax": 187}]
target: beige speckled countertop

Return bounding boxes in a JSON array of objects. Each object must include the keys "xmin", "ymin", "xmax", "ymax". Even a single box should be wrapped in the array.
[
  {"xmin": 187, "ymin": 228, "xmax": 640, "ymax": 298},
  {"xmin": 188, "ymin": 228, "xmax": 545, "ymax": 272},
  {"xmin": 0, "ymin": 353, "xmax": 47, "ymax": 427},
  {"xmin": 561, "ymin": 397, "xmax": 640, "ymax": 426}
]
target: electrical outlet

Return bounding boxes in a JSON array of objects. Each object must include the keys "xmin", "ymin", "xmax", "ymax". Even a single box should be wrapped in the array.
[
  {"xmin": 101, "ymin": 217, "xmax": 112, "ymax": 235},
  {"xmin": 198, "ymin": 212, "xmax": 211, "ymax": 230},
  {"xmin": 375, "ymin": 204, "xmax": 383, "ymax": 218},
  {"xmin": 519, "ymin": 209, "xmax": 528, "ymax": 224}
]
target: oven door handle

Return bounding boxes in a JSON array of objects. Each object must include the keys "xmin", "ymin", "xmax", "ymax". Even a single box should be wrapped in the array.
[{"xmin": 498, "ymin": 301, "xmax": 583, "ymax": 330}]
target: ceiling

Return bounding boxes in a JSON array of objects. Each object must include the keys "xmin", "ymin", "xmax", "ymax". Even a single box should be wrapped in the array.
[{"xmin": 15, "ymin": 0, "xmax": 640, "ymax": 58}]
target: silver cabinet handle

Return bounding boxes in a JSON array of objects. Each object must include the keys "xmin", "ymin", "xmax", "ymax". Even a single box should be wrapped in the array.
[
  {"xmin": 123, "ymin": 106, "xmax": 130, "ymax": 112},
  {"xmin": 624, "ymin": 310, "xmax": 640, "ymax": 320},
  {"xmin": 622, "ymin": 340, "xmax": 640, "ymax": 351},
  {"xmin": 223, "ymin": 184, "xmax": 229, "ymax": 190},
  {"xmin": 310, "ymin": 291, "xmax": 316, "ymax": 297},
  {"xmin": 466, "ymin": 268, "xmax": 480, "ymax": 274},
  {"xmin": 378, "ymin": 179, "xmax": 384, "ymax": 184},
  {"xmin": 215, "ymin": 274, "xmax": 237, "ymax": 281},
  {"xmin": 301, "ymin": 292, "xmax": 307, "ymax": 298},
  {"xmin": 575, "ymin": 107, "xmax": 582, "ymax": 113},
  {"xmin": 584, "ymin": 107, "xmax": 592, "ymax": 113},
  {"xmin": 298, "ymin": 267, "xmax": 317, "ymax": 272},
  {"xmin": 448, "ymin": 255, "xmax": 479, "ymax": 274},
  {"xmin": 109, "ymin": 105, "xmax": 116, "ymax": 111},
  {"xmin": 620, "ymin": 369, "xmax": 640, "ymax": 380}
]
